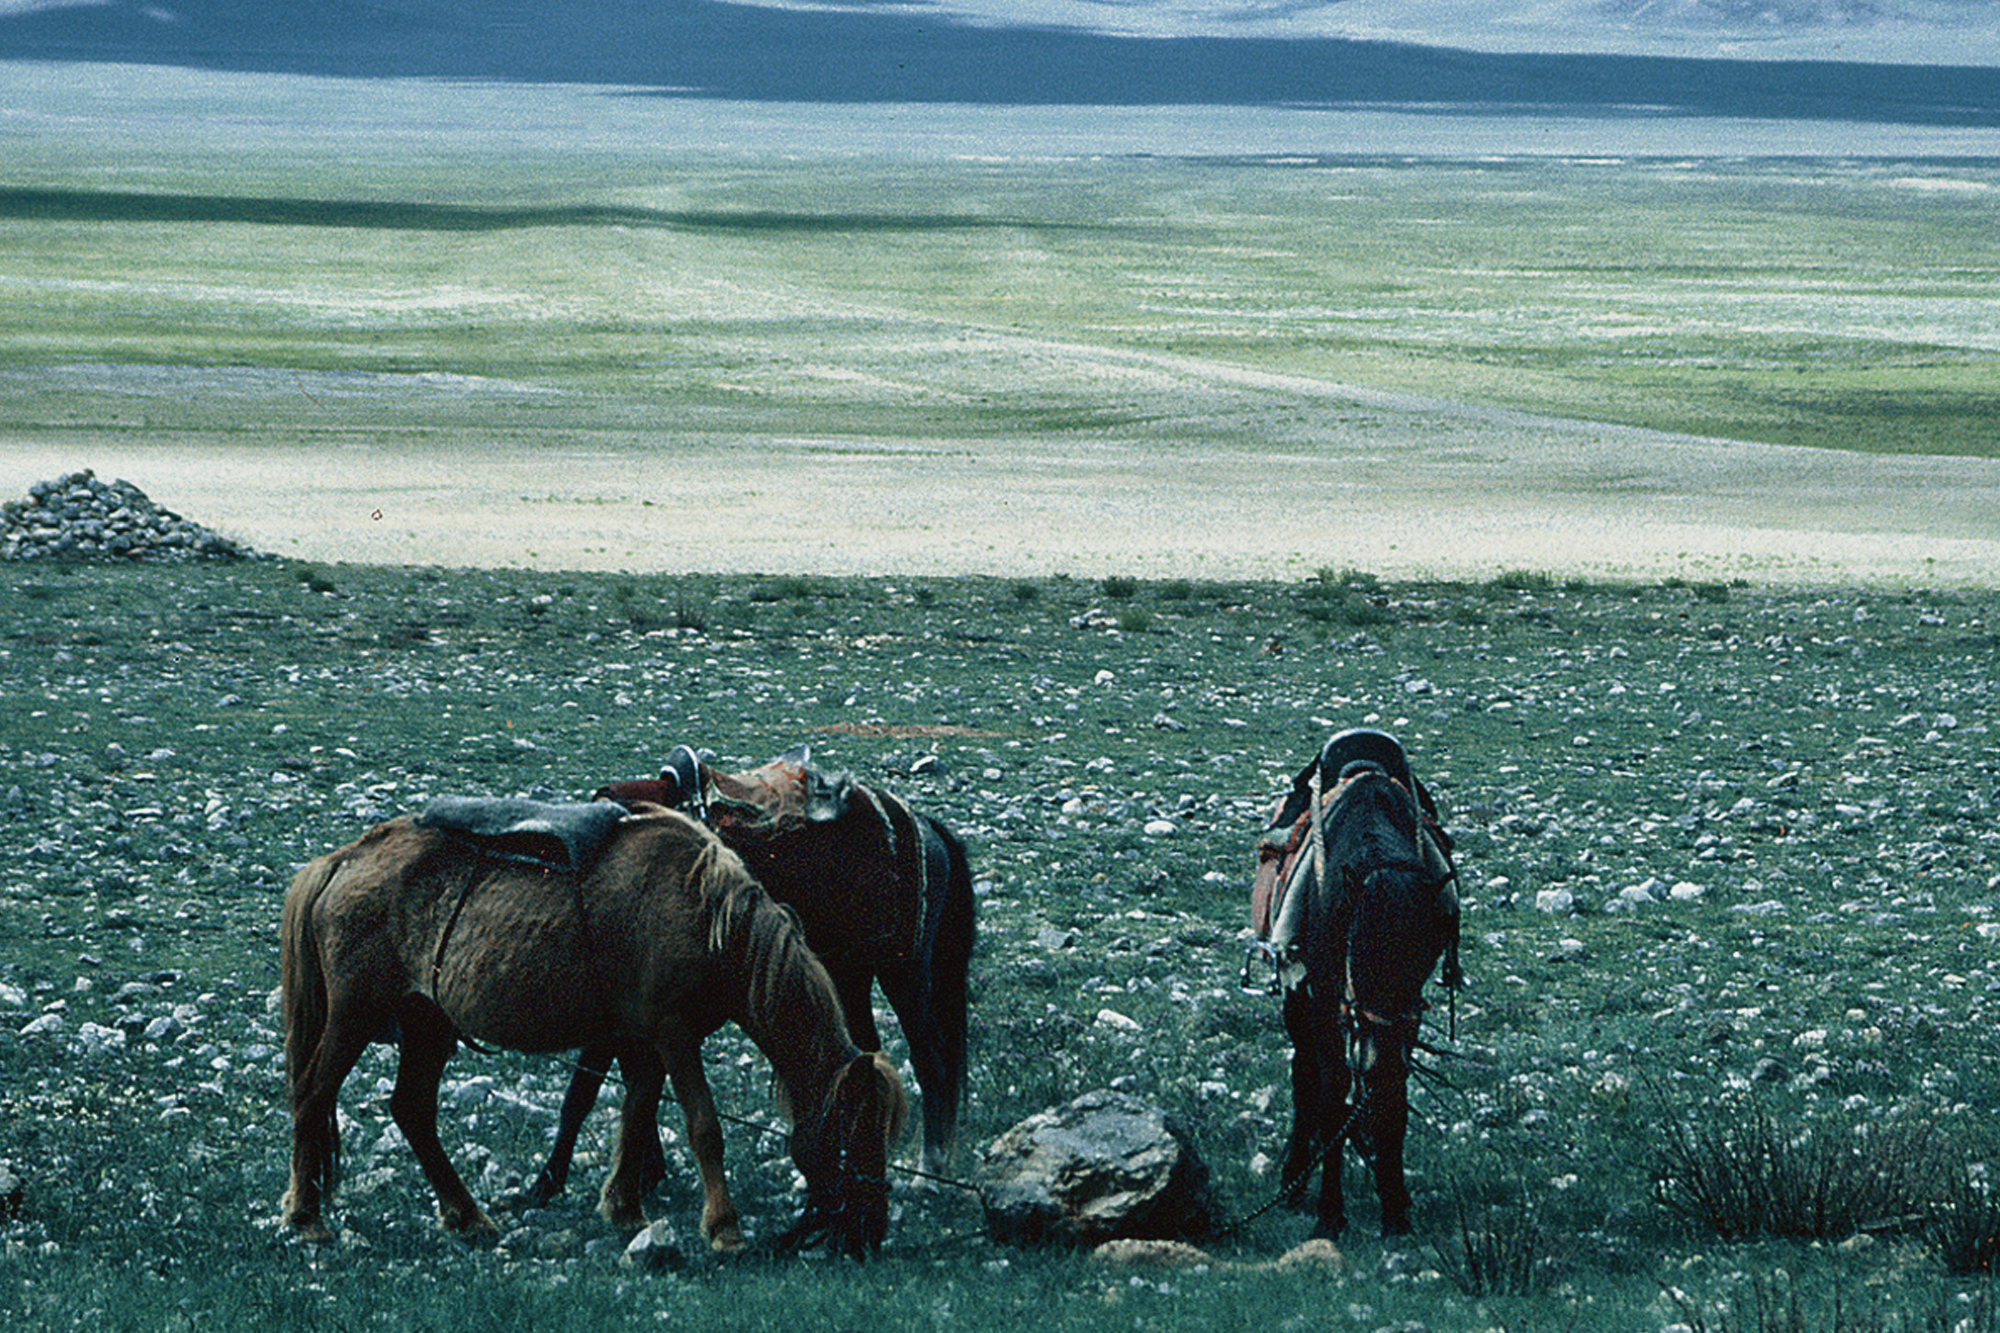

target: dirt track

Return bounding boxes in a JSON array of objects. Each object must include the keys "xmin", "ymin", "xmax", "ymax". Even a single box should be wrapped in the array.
[{"xmin": 5, "ymin": 359, "xmax": 1996, "ymax": 584}]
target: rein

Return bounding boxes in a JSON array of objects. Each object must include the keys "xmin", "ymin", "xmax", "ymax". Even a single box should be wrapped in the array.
[{"xmin": 1210, "ymin": 1083, "xmax": 1372, "ymax": 1238}]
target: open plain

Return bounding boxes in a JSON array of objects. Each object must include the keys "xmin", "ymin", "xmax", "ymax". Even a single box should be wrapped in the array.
[
  {"xmin": 2, "ymin": 59, "xmax": 1999, "ymax": 1333},
  {"xmin": 3, "ymin": 63, "xmax": 1998, "ymax": 585}
]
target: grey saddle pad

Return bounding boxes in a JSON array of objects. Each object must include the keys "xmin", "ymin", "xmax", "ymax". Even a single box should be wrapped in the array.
[{"xmin": 414, "ymin": 796, "xmax": 629, "ymax": 872}]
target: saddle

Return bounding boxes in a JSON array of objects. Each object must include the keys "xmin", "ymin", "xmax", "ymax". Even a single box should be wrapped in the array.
[
  {"xmin": 414, "ymin": 795, "xmax": 630, "ymax": 873},
  {"xmin": 600, "ymin": 743, "xmax": 929, "ymax": 966},
  {"xmin": 591, "ymin": 744, "xmax": 708, "ymax": 820},
  {"xmin": 1248, "ymin": 729, "xmax": 1455, "ymax": 947},
  {"xmin": 701, "ymin": 743, "xmax": 847, "ymax": 830}
]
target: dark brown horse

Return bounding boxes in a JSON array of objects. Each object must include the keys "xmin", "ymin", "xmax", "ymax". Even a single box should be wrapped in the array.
[
  {"xmin": 279, "ymin": 804, "xmax": 907, "ymax": 1254},
  {"xmin": 522, "ymin": 745, "xmax": 974, "ymax": 1207},
  {"xmin": 1252, "ymin": 728, "xmax": 1462, "ymax": 1238}
]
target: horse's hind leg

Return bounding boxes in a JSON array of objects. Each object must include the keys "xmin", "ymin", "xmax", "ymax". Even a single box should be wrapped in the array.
[
  {"xmin": 389, "ymin": 1000, "xmax": 494, "ymax": 1236},
  {"xmin": 282, "ymin": 1009, "xmax": 378, "ymax": 1242}
]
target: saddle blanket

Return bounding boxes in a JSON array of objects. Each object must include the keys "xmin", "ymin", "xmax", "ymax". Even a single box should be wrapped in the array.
[{"xmin": 414, "ymin": 796, "xmax": 629, "ymax": 873}]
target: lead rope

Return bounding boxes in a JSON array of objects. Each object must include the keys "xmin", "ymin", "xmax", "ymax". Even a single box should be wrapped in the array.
[{"xmin": 1210, "ymin": 1078, "xmax": 1371, "ymax": 1238}]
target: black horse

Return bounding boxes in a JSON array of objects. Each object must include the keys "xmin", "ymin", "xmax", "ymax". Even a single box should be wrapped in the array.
[
  {"xmin": 520, "ymin": 745, "xmax": 975, "ymax": 1209},
  {"xmin": 1253, "ymin": 728, "xmax": 1462, "ymax": 1238}
]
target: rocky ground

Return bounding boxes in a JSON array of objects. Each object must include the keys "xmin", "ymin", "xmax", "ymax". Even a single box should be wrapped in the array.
[{"xmin": 2, "ymin": 553, "xmax": 1995, "ymax": 1259}]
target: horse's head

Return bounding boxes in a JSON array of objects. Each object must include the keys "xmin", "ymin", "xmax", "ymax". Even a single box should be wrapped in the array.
[
  {"xmin": 704, "ymin": 744, "xmax": 855, "ymax": 833},
  {"xmin": 777, "ymin": 1051, "xmax": 908, "ymax": 1257},
  {"xmin": 1344, "ymin": 862, "xmax": 1459, "ymax": 1070},
  {"xmin": 1319, "ymin": 764, "xmax": 1461, "ymax": 1072}
]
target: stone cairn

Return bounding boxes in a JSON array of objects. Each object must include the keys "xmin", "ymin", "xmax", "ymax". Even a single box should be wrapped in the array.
[{"xmin": 2, "ymin": 469, "xmax": 264, "ymax": 562}]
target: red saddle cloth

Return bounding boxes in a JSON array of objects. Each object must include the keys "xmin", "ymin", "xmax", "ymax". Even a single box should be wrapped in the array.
[{"xmin": 1250, "ymin": 801, "xmax": 1314, "ymax": 941}]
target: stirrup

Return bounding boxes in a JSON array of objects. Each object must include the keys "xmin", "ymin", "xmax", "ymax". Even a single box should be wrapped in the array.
[
  {"xmin": 662, "ymin": 744, "xmax": 706, "ymax": 823},
  {"xmin": 1240, "ymin": 940, "xmax": 1283, "ymax": 996}
]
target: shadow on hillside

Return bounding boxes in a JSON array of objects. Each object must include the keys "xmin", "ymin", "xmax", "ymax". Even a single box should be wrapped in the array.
[{"xmin": 0, "ymin": 187, "xmax": 1094, "ymax": 234}]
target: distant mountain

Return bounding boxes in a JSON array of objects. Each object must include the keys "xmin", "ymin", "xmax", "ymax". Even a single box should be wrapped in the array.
[
  {"xmin": 3, "ymin": 0, "xmax": 1997, "ymax": 121},
  {"xmin": 869, "ymin": 0, "xmax": 2000, "ymax": 63}
]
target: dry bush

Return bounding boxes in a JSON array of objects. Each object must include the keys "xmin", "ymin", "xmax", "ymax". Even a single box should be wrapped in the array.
[{"xmin": 1654, "ymin": 1100, "xmax": 1946, "ymax": 1243}]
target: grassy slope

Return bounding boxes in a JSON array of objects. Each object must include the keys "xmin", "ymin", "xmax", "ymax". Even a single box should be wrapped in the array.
[
  {"xmin": 3, "ymin": 118, "xmax": 1998, "ymax": 460},
  {"xmin": 1, "ymin": 560, "xmax": 1995, "ymax": 1329}
]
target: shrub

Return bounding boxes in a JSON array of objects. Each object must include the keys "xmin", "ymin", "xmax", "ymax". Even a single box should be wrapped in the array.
[
  {"xmin": 1930, "ymin": 1137, "xmax": 2000, "ymax": 1275},
  {"xmin": 1430, "ymin": 1179, "xmax": 1568, "ymax": 1298},
  {"xmin": 1101, "ymin": 574, "xmax": 1139, "ymax": 600},
  {"xmin": 1661, "ymin": 1270, "xmax": 1997, "ymax": 1333},
  {"xmin": 1315, "ymin": 565, "xmax": 1381, "ymax": 590},
  {"xmin": 293, "ymin": 564, "xmax": 338, "ymax": 595},
  {"xmin": 1487, "ymin": 568, "xmax": 1555, "ymax": 593},
  {"xmin": 751, "ymin": 575, "xmax": 820, "ymax": 603},
  {"xmin": 1653, "ymin": 1099, "xmax": 1945, "ymax": 1242},
  {"xmin": 1115, "ymin": 608, "xmax": 1153, "ymax": 633},
  {"xmin": 1300, "ymin": 590, "xmax": 1393, "ymax": 627}
]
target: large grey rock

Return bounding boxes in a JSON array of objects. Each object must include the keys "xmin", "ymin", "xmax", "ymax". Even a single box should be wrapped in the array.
[
  {"xmin": 977, "ymin": 1089, "xmax": 1212, "ymax": 1247},
  {"xmin": 620, "ymin": 1220, "xmax": 686, "ymax": 1272}
]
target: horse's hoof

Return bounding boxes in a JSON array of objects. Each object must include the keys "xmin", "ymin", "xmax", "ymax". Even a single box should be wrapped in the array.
[
  {"xmin": 707, "ymin": 1227, "xmax": 746, "ymax": 1253},
  {"xmin": 598, "ymin": 1194, "xmax": 649, "ymax": 1231},
  {"xmin": 288, "ymin": 1219, "xmax": 337, "ymax": 1245},
  {"xmin": 503, "ymin": 1173, "xmax": 560, "ymax": 1211},
  {"xmin": 442, "ymin": 1207, "xmax": 500, "ymax": 1237},
  {"xmin": 1379, "ymin": 1218, "xmax": 1412, "ymax": 1239}
]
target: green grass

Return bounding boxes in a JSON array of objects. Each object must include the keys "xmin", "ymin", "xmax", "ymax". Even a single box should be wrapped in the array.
[
  {"xmin": 2, "ymin": 102, "xmax": 1996, "ymax": 458},
  {"xmin": 3, "ymin": 69, "xmax": 1999, "ymax": 1329},
  {"xmin": 2, "ymin": 560, "xmax": 1999, "ymax": 1329}
]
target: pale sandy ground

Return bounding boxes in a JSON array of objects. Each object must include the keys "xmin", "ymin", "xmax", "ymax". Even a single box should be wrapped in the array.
[{"xmin": 7, "ymin": 361, "xmax": 1997, "ymax": 586}]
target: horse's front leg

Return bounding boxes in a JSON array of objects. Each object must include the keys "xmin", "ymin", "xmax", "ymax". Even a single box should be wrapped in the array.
[
  {"xmin": 389, "ymin": 1001, "xmax": 495, "ymax": 1236},
  {"xmin": 662, "ymin": 1038, "xmax": 743, "ymax": 1251},
  {"xmin": 876, "ymin": 963, "xmax": 955, "ymax": 1178},
  {"xmin": 1362, "ymin": 1059, "xmax": 1414, "ymax": 1237},
  {"xmin": 1281, "ymin": 988, "xmax": 1348, "ymax": 1238},
  {"xmin": 599, "ymin": 1043, "xmax": 665, "ymax": 1231}
]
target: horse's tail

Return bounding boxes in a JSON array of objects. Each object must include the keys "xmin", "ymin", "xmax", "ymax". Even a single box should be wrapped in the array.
[
  {"xmin": 836, "ymin": 1048, "xmax": 910, "ymax": 1151},
  {"xmin": 280, "ymin": 854, "xmax": 342, "ymax": 1203},
  {"xmin": 924, "ymin": 816, "xmax": 976, "ymax": 1147}
]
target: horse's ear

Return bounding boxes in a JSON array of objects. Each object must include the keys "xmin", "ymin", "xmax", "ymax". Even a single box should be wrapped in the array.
[
  {"xmin": 842, "ymin": 1051, "xmax": 908, "ymax": 1146},
  {"xmin": 801, "ymin": 769, "xmax": 851, "ymax": 823}
]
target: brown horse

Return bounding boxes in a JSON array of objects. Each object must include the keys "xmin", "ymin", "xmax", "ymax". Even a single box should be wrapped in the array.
[
  {"xmin": 279, "ymin": 805, "xmax": 907, "ymax": 1255},
  {"xmin": 522, "ymin": 745, "xmax": 973, "ymax": 1206},
  {"xmin": 1253, "ymin": 728, "xmax": 1462, "ymax": 1238}
]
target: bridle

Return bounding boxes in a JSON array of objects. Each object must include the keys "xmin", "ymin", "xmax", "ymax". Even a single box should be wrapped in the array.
[{"xmin": 773, "ymin": 1060, "xmax": 893, "ymax": 1256}]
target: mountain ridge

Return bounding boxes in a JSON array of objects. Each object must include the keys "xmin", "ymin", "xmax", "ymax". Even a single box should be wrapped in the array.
[{"xmin": 3, "ymin": 0, "xmax": 1998, "ymax": 123}]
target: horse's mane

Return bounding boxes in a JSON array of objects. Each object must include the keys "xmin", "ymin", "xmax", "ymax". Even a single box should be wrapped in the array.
[
  {"xmin": 1326, "ymin": 764, "xmax": 1422, "ymax": 848},
  {"xmin": 702, "ymin": 848, "xmax": 856, "ymax": 1122}
]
